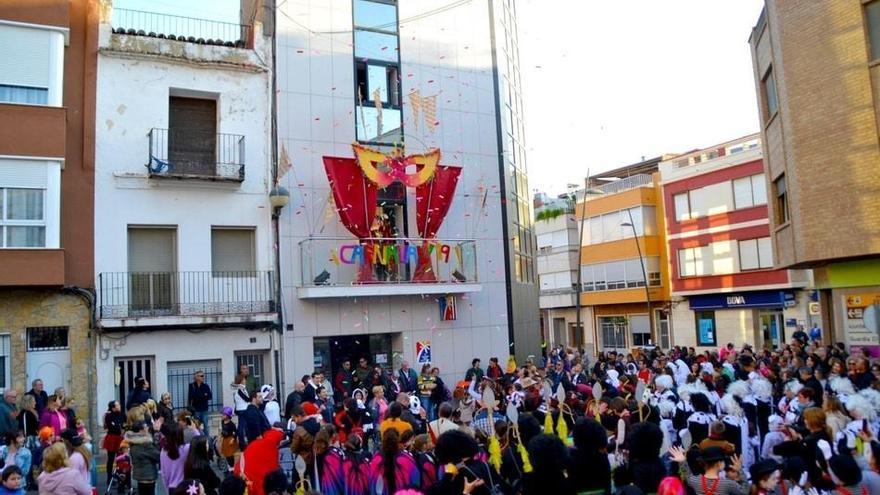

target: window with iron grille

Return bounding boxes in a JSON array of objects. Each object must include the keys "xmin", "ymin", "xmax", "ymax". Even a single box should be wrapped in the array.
[
  {"xmin": 0, "ymin": 335, "xmax": 9, "ymax": 391},
  {"xmin": 27, "ymin": 326, "xmax": 69, "ymax": 351}
]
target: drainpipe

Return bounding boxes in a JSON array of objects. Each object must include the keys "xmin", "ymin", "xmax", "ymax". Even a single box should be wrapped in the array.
[
  {"xmin": 268, "ymin": 0, "xmax": 285, "ymax": 394},
  {"xmin": 61, "ymin": 287, "xmax": 98, "ymax": 446}
]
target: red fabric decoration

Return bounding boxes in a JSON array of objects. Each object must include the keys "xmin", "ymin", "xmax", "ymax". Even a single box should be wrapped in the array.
[
  {"xmin": 233, "ymin": 429, "xmax": 284, "ymax": 495},
  {"xmin": 323, "ymin": 157, "xmax": 377, "ymax": 282},
  {"xmin": 414, "ymin": 165, "xmax": 461, "ymax": 281}
]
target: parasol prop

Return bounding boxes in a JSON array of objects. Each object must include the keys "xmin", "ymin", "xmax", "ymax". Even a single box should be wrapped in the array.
[{"xmin": 635, "ymin": 379, "xmax": 646, "ymax": 422}]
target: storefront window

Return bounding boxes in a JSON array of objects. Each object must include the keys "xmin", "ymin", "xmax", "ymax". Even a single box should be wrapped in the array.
[{"xmin": 696, "ymin": 311, "xmax": 717, "ymax": 346}]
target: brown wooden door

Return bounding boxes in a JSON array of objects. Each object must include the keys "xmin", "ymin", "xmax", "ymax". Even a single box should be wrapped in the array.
[{"xmin": 168, "ymin": 97, "xmax": 217, "ymax": 176}]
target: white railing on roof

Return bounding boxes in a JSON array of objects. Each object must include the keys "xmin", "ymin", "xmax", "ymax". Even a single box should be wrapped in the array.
[
  {"xmin": 672, "ymin": 136, "xmax": 761, "ymax": 169},
  {"xmin": 579, "ymin": 174, "xmax": 654, "ymax": 200}
]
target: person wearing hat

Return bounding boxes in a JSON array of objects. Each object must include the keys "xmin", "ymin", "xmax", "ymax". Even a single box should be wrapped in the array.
[
  {"xmin": 259, "ymin": 385, "xmax": 281, "ymax": 427},
  {"xmin": 828, "ymin": 454, "xmax": 869, "ymax": 495},
  {"xmin": 219, "ymin": 406, "xmax": 238, "ymax": 472},
  {"xmin": 668, "ymin": 445, "xmax": 748, "ymax": 495},
  {"xmin": 778, "ymin": 457, "xmax": 817, "ymax": 495},
  {"xmin": 749, "ymin": 459, "xmax": 780, "ymax": 495},
  {"xmin": 60, "ymin": 428, "xmax": 91, "ymax": 487}
]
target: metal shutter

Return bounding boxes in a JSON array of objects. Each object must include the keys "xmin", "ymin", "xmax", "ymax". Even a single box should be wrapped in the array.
[
  {"xmin": 168, "ymin": 97, "xmax": 217, "ymax": 175},
  {"xmin": 211, "ymin": 228, "xmax": 255, "ymax": 273},
  {"xmin": 128, "ymin": 228, "xmax": 176, "ymax": 272},
  {"xmin": 0, "ymin": 25, "xmax": 51, "ymax": 88}
]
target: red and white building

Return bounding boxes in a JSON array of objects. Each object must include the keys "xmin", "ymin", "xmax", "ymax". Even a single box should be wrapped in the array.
[{"xmin": 660, "ymin": 134, "xmax": 814, "ymax": 351}]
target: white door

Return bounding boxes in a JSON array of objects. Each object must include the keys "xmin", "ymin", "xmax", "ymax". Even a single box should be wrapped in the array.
[{"xmin": 26, "ymin": 326, "xmax": 71, "ymax": 394}]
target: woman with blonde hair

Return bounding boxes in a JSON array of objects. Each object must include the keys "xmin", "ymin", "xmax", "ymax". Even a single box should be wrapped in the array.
[
  {"xmin": 17, "ymin": 394, "xmax": 38, "ymax": 446},
  {"xmin": 38, "ymin": 395, "xmax": 67, "ymax": 438},
  {"xmin": 36, "ymin": 442, "xmax": 90, "ymax": 495},
  {"xmin": 773, "ymin": 407, "xmax": 834, "ymax": 491},
  {"xmin": 157, "ymin": 393, "xmax": 174, "ymax": 424},
  {"xmin": 823, "ymin": 395, "xmax": 849, "ymax": 437}
]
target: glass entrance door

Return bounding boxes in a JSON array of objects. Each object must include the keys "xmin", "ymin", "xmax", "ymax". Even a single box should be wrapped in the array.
[{"xmin": 759, "ymin": 310, "xmax": 784, "ymax": 350}]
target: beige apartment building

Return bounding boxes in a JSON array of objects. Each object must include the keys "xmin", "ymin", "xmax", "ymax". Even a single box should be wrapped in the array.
[{"xmin": 749, "ymin": 2, "xmax": 880, "ymax": 354}]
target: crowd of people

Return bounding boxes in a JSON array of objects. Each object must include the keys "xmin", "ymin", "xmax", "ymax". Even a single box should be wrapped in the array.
[{"xmin": 1, "ymin": 336, "xmax": 880, "ymax": 495}]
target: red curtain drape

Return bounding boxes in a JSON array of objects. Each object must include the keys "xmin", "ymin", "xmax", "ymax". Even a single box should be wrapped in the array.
[
  {"xmin": 413, "ymin": 165, "xmax": 461, "ymax": 282},
  {"xmin": 323, "ymin": 157, "xmax": 377, "ymax": 282}
]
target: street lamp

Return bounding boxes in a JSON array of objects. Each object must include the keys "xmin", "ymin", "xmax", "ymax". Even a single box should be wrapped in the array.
[
  {"xmin": 574, "ymin": 179, "xmax": 604, "ymax": 358},
  {"xmin": 622, "ymin": 208, "xmax": 653, "ymax": 349}
]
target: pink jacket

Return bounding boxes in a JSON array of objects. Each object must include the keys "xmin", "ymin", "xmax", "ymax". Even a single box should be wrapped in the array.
[{"xmin": 37, "ymin": 467, "xmax": 91, "ymax": 495}]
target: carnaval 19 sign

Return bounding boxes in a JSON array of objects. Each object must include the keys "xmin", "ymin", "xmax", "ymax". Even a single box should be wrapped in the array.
[{"xmin": 330, "ymin": 240, "xmax": 463, "ymax": 266}]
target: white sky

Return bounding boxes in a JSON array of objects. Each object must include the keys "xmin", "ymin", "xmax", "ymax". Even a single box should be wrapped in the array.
[
  {"xmin": 518, "ymin": 0, "xmax": 766, "ymax": 195},
  {"xmin": 114, "ymin": 0, "xmax": 766, "ymax": 196}
]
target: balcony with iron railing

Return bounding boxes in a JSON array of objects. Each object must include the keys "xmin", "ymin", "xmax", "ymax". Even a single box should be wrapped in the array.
[
  {"xmin": 98, "ymin": 271, "xmax": 275, "ymax": 328},
  {"xmin": 298, "ymin": 237, "xmax": 482, "ymax": 298},
  {"xmin": 147, "ymin": 128, "xmax": 245, "ymax": 182},
  {"xmin": 110, "ymin": 8, "xmax": 251, "ymax": 48}
]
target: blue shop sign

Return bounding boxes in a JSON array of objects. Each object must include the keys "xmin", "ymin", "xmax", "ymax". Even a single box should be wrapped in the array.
[{"xmin": 689, "ymin": 290, "xmax": 795, "ymax": 310}]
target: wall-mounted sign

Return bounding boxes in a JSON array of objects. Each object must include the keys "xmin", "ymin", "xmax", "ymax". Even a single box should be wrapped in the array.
[
  {"xmin": 375, "ymin": 353, "xmax": 387, "ymax": 365},
  {"xmin": 416, "ymin": 341, "xmax": 431, "ymax": 364},
  {"xmin": 845, "ymin": 293, "xmax": 880, "ymax": 358},
  {"xmin": 809, "ymin": 302, "xmax": 820, "ymax": 315},
  {"xmin": 439, "ymin": 295, "xmax": 457, "ymax": 321}
]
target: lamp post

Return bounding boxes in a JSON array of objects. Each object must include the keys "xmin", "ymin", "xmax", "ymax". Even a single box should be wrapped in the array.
[
  {"xmin": 574, "ymin": 177, "xmax": 604, "ymax": 358},
  {"xmin": 622, "ymin": 207, "xmax": 653, "ymax": 348}
]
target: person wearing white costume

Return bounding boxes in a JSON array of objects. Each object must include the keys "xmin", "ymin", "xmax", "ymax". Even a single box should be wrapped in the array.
[
  {"xmin": 779, "ymin": 380, "xmax": 803, "ymax": 425},
  {"xmin": 651, "ymin": 374, "xmax": 678, "ymax": 449},
  {"xmin": 721, "ymin": 380, "xmax": 754, "ymax": 472}
]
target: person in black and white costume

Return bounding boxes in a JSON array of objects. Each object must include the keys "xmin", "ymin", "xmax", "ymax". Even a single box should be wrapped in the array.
[
  {"xmin": 779, "ymin": 380, "xmax": 803, "ymax": 424},
  {"xmin": 720, "ymin": 380, "xmax": 754, "ymax": 472},
  {"xmin": 836, "ymin": 392, "xmax": 876, "ymax": 457},
  {"xmin": 684, "ymin": 391, "xmax": 716, "ymax": 448},
  {"xmin": 672, "ymin": 381, "xmax": 706, "ymax": 433},
  {"xmin": 828, "ymin": 376, "xmax": 857, "ymax": 405},
  {"xmin": 650, "ymin": 374, "xmax": 678, "ymax": 449},
  {"xmin": 749, "ymin": 374, "xmax": 774, "ymax": 451}
]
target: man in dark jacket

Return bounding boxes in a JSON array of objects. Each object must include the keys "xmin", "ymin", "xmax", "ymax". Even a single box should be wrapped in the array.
[
  {"xmin": 25, "ymin": 379, "xmax": 49, "ymax": 416},
  {"xmin": 303, "ymin": 371, "xmax": 322, "ymax": 403},
  {"xmin": 284, "ymin": 381, "xmax": 305, "ymax": 419},
  {"xmin": 398, "ymin": 361, "xmax": 418, "ymax": 393},
  {"xmin": 334, "ymin": 359, "xmax": 354, "ymax": 402},
  {"xmin": 465, "ymin": 358, "xmax": 484, "ymax": 383},
  {"xmin": 0, "ymin": 390, "xmax": 18, "ymax": 440},
  {"xmin": 799, "ymin": 366, "xmax": 824, "ymax": 407},
  {"xmin": 241, "ymin": 391, "xmax": 270, "ymax": 445},
  {"xmin": 187, "ymin": 370, "xmax": 213, "ymax": 437}
]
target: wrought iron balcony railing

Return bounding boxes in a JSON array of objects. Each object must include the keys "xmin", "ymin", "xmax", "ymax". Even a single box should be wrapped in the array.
[
  {"xmin": 98, "ymin": 271, "xmax": 275, "ymax": 320},
  {"xmin": 147, "ymin": 128, "xmax": 245, "ymax": 182},
  {"xmin": 299, "ymin": 237, "xmax": 478, "ymax": 287},
  {"xmin": 110, "ymin": 8, "xmax": 251, "ymax": 48}
]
